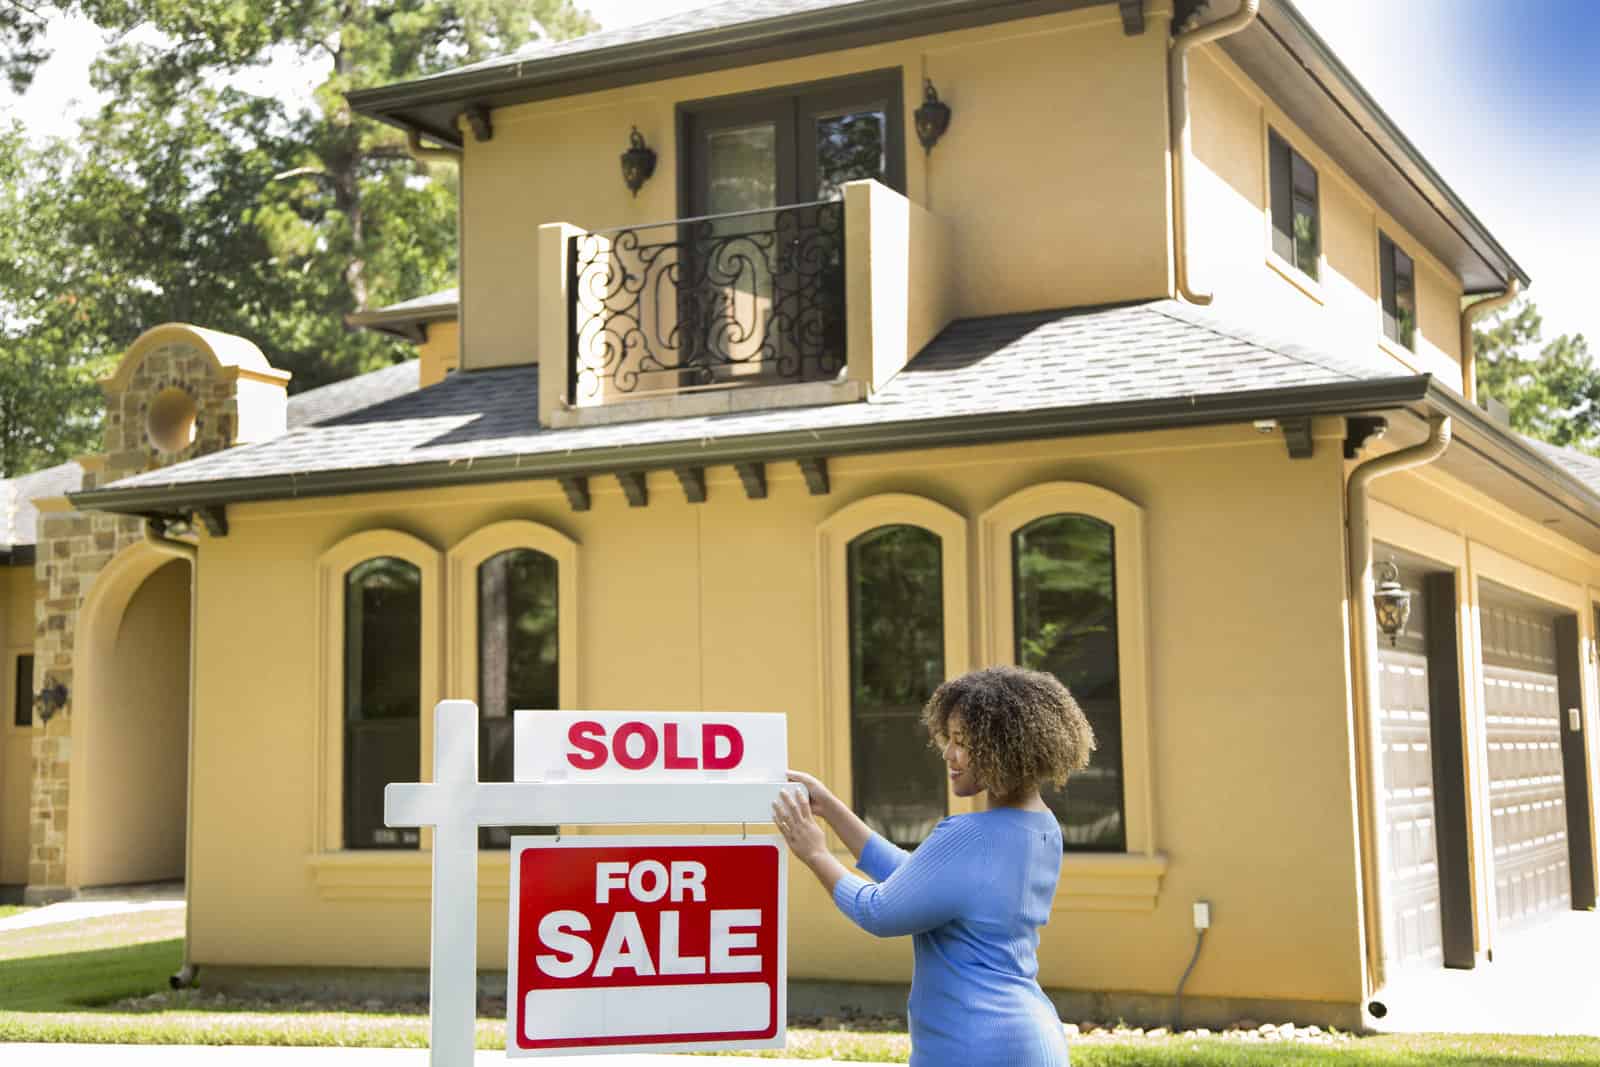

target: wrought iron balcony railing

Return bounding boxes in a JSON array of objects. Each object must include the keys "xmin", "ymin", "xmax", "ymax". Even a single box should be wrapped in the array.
[{"xmin": 567, "ymin": 200, "xmax": 846, "ymax": 403}]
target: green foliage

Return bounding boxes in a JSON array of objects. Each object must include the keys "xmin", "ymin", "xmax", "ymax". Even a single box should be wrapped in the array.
[
  {"xmin": 0, "ymin": 126, "xmax": 112, "ymax": 476},
  {"xmin": 0, "ymin": 0, "xmax": 596, "ymax": 475},
  {"xmin": 1475, "ymin": 297, "xmax": 1600, "ymax": 452},
  {"xmin": 0, "ymin": 0, "xmax": 49, "ymax": 92}
]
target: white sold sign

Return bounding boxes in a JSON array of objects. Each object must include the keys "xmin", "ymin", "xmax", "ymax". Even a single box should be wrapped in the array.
[
  {"xmin": 514, "ymin": 710, "xmax": 787, "ymax": 783},
  {"xmin": 507, "ymin": 835, "xmax": 787, "ymax": 1056}
]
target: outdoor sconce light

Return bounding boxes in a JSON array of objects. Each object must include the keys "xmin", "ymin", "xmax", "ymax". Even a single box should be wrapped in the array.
[
  {"xmin": 34, "ymin": 678, "xmax": 68, "ymax": 723},
  {"xmin": 620, "ymin": 127, "xmax": 657, "ymax": 197},
  {"xmin": 914, "ymin": 79, "xmax": 952, "ymax": 151},
  {"xmin": 1372, "ymin": 560, "xmax": 1412, "ymax": 647}
]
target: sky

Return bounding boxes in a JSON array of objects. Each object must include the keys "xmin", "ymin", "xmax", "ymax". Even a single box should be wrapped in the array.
[{"xmin": 3, "ymin": 0, "xmax": 1595, "ymax": 346}]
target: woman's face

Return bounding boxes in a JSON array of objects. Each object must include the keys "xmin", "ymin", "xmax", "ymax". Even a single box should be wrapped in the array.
[{"xmin": 943, "ymin": 713, "xmax": 982, "ymax": 798}]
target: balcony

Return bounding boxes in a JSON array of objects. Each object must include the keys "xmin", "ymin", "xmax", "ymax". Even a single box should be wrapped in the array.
[{"xmin": 539, "ymin": 180, "xmax": 956, "ymax": 428}]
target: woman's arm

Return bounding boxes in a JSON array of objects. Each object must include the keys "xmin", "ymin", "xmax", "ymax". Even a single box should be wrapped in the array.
[{"xmin": 834, "ymin": 817, "xmax": 989, "ymax": 938}]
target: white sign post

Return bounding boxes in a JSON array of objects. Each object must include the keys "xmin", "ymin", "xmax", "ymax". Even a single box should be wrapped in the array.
[{"xmin": 384, "ymin": 700, "xmax": 790, "ymax": 1066}]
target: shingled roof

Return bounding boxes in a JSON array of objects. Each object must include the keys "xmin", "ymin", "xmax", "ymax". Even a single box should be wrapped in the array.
[
  {"xmin": 79, "ymin": 300, "xmax": 1425, "ymax": 510},
  {"xmin": 1, "ymin": 359, "xmax": 422, "ymax": 549}
]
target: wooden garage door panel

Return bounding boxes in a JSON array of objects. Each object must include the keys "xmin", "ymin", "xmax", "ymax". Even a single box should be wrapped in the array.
[{"xmin": 1480, "ymin": 597, "xmax": 1571, "ymax": 933}]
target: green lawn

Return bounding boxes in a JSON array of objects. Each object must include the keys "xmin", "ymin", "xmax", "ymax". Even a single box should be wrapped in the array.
[
  {"xmin": 0, "ymin": 905, "xmax": 33, "ymax": 920},
  {"xmin": 2, "ymin": 912, "xmax": 1598, "ymax": 1064}
]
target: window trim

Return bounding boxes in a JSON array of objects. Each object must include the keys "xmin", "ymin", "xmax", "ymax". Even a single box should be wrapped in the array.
[
  {"xmin": 316, "ymin": 529, "xmax": 442, "ymax": 854},
  {"xmin": 816, "ymin": 493, "xmax": 973, "ymax": 850},
  {"xmin": 979, "ymin": 482, "xmax": 1165, "ymax": 910},
  {"xmin": 1264, "ymin": 125, "xmax": 1324, "ymax": 296}
]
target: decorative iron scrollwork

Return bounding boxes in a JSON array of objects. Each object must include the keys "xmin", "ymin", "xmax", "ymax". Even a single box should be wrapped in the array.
[{"xmin": 567, "ymin": 200, "xmax": 847, "ymax": 401}]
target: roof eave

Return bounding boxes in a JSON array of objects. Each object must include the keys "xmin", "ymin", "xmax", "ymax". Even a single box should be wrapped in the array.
[
  {"xmin": 346, "ymin": 0, "xmax": 1105, "ymax": 146},
  {"xmin": 1259, "ymin": 0, "xmax": 1530, "ymax": 291},
  {"xmin": 69, "ymin": 374, "xmax": 1431, "ymax": 517}
]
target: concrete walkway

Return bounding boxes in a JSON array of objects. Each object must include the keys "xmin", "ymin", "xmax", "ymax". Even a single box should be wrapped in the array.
[
  {"xmin": 1375, "ymin": 909, "xmax": 1600, "ymax": 1036},
  {"xmin": 3, "ymin": 1047, "xmax": 819, "ymax": 1066},
  {"xmin": 0, "ymin": 882, "xmax": 184, "ymax": 932}
]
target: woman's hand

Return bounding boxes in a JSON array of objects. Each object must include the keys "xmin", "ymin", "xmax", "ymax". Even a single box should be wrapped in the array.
[
  {"xmin": 772, "ymin": 785, "xmax": 829, "ymax": 868},
  {"xmin": 786, "ymin": 769, "xmax": 840, "ymax": 823}
]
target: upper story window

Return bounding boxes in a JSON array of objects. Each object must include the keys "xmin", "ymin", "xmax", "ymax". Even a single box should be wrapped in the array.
[
  {"xmin": 13, "ymin": 654, "xmax": 32, "ymax": 727},
  {"xmin": 1268, "ymin": 129, "xmax": 1320, "ymax": 281},
  {"xmin": 682, "ymin": 71, "xmax": 905, "ymax": 217},
  {"xmin": 1380, "ymin": 232, "xmax": 1417, "ymax": 350},
  {"xmin": 847, "ymin": 523, "xmax": 948, "ymax": 849},
  {"xmin": 344, "ymin": 557, "xmax": 422, "ymax": 850}
]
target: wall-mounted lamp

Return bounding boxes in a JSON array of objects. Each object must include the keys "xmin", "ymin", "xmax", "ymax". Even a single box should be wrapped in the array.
[
  {"xmin": 620, "ymin": 127, "xmax": 657, "ymax": 197},
  {"xmin": 34, "ymin": 678, "xmax": 68, "ymax": 724},
  {"xmin": 1372, "ymin": 560, "xmax": 1412, "ymax": 647},
  {"xmin": 914, "ymin": 79, "xmax": 952, "ymax": 152}
]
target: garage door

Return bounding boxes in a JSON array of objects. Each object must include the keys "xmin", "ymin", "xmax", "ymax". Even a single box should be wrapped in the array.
[
  {"xmin": 1377, "ymin": 565, "xmax": 1442, "ymax": 967},
  {"xmin": 1479, "ymin": 590, "xmax": 1570, "ymax": 934}
]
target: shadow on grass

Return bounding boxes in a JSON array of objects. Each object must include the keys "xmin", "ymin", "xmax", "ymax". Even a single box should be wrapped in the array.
[{"xmin": 0, "ymin": 938, "xmax": 182, "ymax": 1012}]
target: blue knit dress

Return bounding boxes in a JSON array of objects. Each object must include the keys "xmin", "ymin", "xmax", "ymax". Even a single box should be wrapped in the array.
[{"xmin": 832, "ymin": 807, "xmax": 1070, "ymax": 1067}]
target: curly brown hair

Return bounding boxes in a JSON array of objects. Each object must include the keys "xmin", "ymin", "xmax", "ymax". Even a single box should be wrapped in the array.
[{"xmin": 921, "ymin": 666, "xmax": 1095, "ymax": 801}]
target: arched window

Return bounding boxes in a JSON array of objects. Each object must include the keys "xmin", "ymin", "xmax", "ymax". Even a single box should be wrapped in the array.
[
  {"xmin": 981, "ymin": 483, "xmax": 1155, "ymax": 866},
  {"xmin": 448, "ymin": 520, "xmax": 579, "ymax": 850},
  {"xmin": 344, "ymin": 557, "xmax": 422, "ymax": 850},
  {"xmin": 1012, "ymin": 514, "xmax": 1123, "ymax": 850},
  {"xmin": 848, "ymin": 525, "xmax": 947, "ymax": 848},
  {"xmin": 818, "ymin": 494, "xmax": 969, "ymax": 851},
  {"xmin": 478, "ymin": 548, "xmax": 558, "ymax": 848},
  {"xmin": 317, "ymin": 528, "xmax": 441, "ymax": 856}
]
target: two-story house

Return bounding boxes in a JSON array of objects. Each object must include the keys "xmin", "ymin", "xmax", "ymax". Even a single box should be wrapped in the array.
[{"xmin": 6, "ymin": 0, "xmax": 1596, "ymax": 1032}]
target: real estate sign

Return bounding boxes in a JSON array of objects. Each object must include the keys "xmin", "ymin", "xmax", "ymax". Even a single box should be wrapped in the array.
[
  {"xmin": 384, "ymin": 701, "xmax": 793, "ymax": 1067},
  {"xmin": 508, "ymin": 835, "xmax": 786, "ymax": 1056}
]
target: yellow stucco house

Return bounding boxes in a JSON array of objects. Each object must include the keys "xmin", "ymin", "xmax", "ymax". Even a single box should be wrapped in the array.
[{"xmin": 3, "ymin": 0, "xmax": 1596, "ymax": 1031}]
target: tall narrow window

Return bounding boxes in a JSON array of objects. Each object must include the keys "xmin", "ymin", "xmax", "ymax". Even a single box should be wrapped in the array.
[
  {"xmin": 1269, "ymin": 129, "xmax": 1320, "ymax": 280},
  {"xmin": 1380, "ymin": 232, "xmax": 1417, "ymax": 350},
  {"xmin": 1013, "ymin": 515, "xmax": 1126, "ymax": 852},
  {"xmin": 848, "ymin": 525, "xmax": 947, "ymax": 849},
  {"xmin": 13, "ymin": 654, "xmax": 33, "ymax": 727},
  {"xmin": 344, "ymin": 557, "xmax": 421, "ymax": 850},
  {"xmin": 478, "ymin": 549, "xmax": 559, "ymax": 849}
]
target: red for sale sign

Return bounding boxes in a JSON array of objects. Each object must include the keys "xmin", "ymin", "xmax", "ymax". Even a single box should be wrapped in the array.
[{"xmin": 506, "ymin": 835, "xmax": 787, "ymax": 1057}]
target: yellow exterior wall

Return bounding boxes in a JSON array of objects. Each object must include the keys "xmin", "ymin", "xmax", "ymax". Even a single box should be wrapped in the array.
[
  {"xmin": 1187, "ymin": 48, "xmax": 1466, "ymax": 389},
  {"xmin": 187, "ymin": 422, "xmax": 1367, "ymax": 1009},
  {"xmin": 418, "ymin": 320, "xmax": 460, "ymax": 388},
  {"xmin": 1, "ymin": 564, "xmax": 34, "ymax": 885},
  {"xmin": 461, "ymin": 5, "xmax": 1173, "ymax": 370},
  {"xmin": 76, "ymin": 559, "xmax": 190, "ymax": 887}
]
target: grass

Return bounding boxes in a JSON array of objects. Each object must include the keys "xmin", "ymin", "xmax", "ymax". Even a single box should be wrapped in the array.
[
  {"xmin": 0, "ymin": 905, "xmax": 33, "ymax": 921},
  {"xmin": 2, "ymin": 912, "xmax": 1599, "ymax": 1063}
]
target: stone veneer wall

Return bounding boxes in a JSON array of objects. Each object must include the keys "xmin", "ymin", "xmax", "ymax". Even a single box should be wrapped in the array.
[{"xmin": 27, "ymin": 338, "xmax": 244, "ymax": 899}]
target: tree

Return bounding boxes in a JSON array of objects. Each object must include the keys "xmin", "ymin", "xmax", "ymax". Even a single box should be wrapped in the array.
[
  {"xmin": 1474, "ymin": 297, "xmax": 1600, "ymax": 452},
  {"xmin": 0, "ymin": 0, "xmax": 49, "ymax": 92},
  {"xmin": 0, "ymin": 127, "xmax": 108, "ymax": 476},
  {"xmin": 71, "ymin": 0, "xmax": 596, "ymax": 338},
  {"xmin": 0, "ymin": 1, "xmax": 597, "ymax": 474}
]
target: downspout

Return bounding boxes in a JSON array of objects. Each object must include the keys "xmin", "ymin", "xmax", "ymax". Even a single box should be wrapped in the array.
[
  {"xmin": 1460, "ymin": 280, "xmax": 1520, "ymax": 406},
  {"xmin": 143, "ymin": 519, "xmax": 201, "ymax": 990},
  {"xmin": 1169, "ymin": 0, "xmax": 1260, "ymax": 305},
  {"xmin": 1346, "ymin": 414, "xmax": 1452, "ymax": 1005}
]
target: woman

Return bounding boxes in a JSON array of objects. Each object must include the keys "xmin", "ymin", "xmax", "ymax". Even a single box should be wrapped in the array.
[{"xmin": 772, "ymin": 665, "xmax": 1094, "ymax": 1067}]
